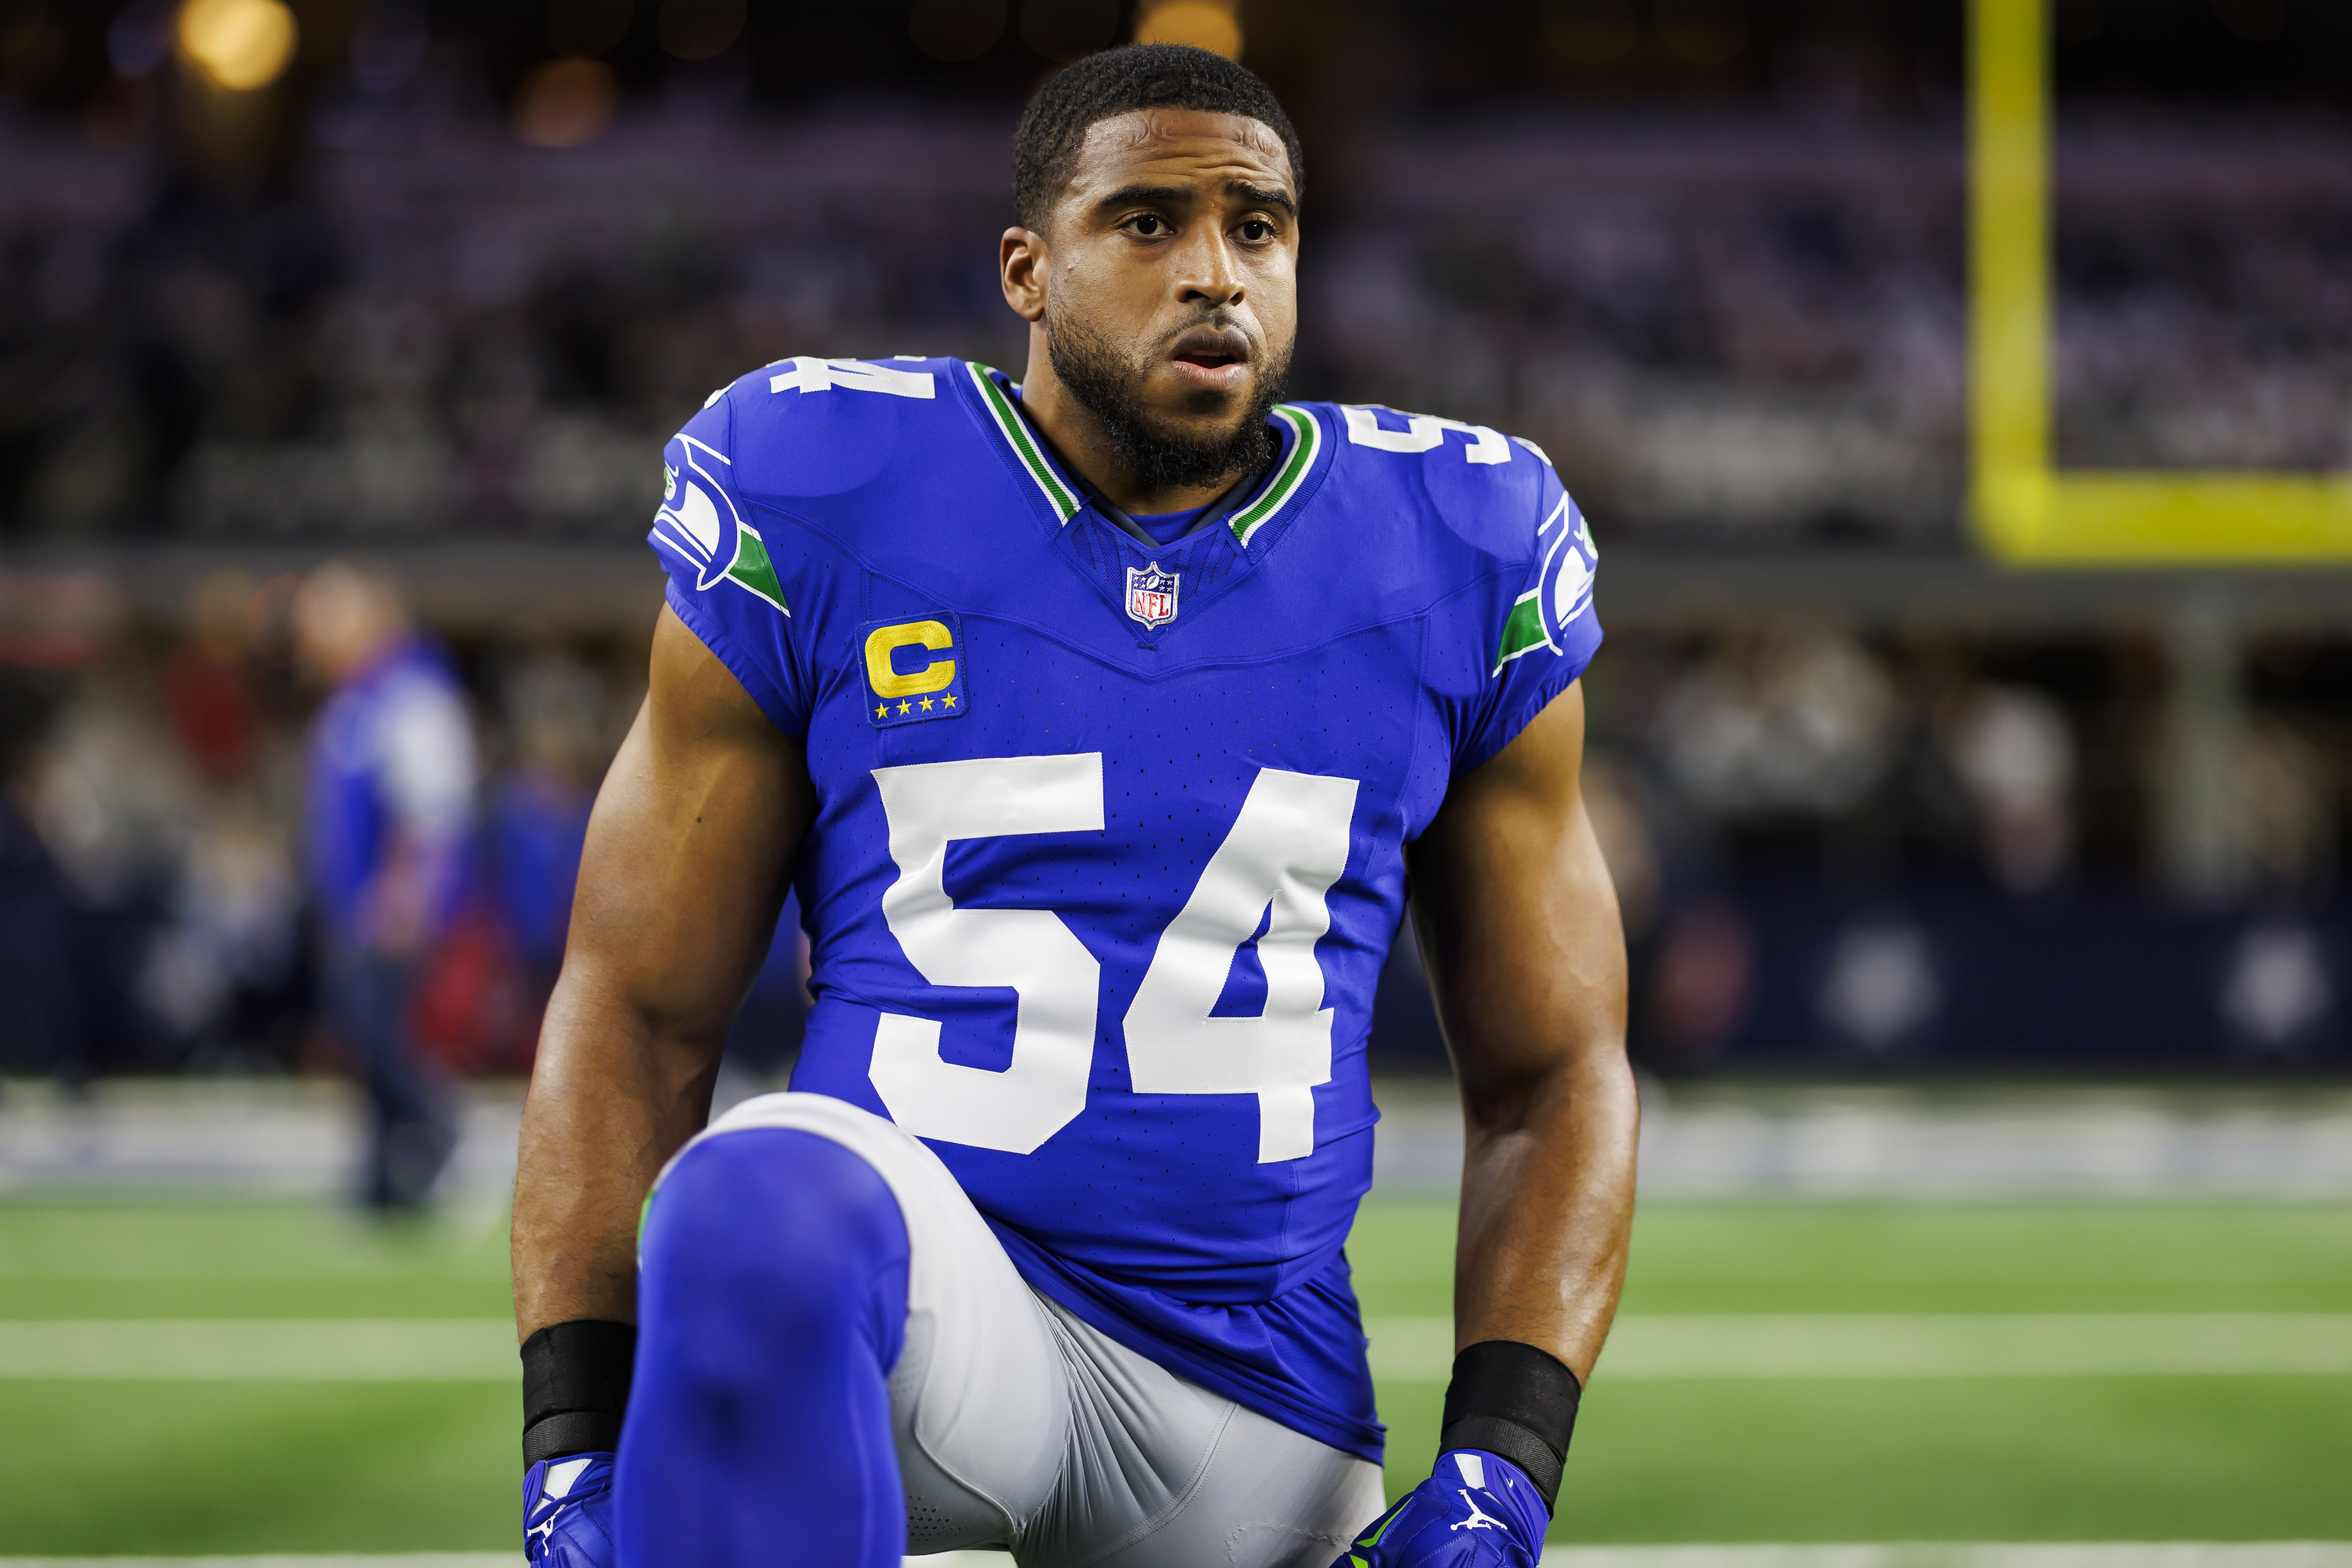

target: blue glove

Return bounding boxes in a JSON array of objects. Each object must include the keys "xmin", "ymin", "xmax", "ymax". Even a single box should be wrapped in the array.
[
  {"xmin": 1333, "ymin": 1449, "xmax": 1549, "ymax": 1567},
  {"xmin": 524, "ymin": 1452, "xmax": 617, "ymax": 1568}
]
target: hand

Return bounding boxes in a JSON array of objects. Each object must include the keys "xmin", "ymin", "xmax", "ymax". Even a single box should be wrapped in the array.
[
  {"xmin": 1332, "ymin": 1449, "xmax": 1548, "ymax": 1567},
  {"xmin": 524, "ymin": 1452, "xmax": 616, "ymax": 1568}
]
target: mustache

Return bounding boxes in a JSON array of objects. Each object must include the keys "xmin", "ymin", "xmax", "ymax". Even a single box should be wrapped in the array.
[
  {"xmin": 1046, "ymin": 305, "xmax": 1287, "ymax": 493},
  {"xmin": 1158, "ymin": 310, "xmax": 1258, "ymax": 353}
]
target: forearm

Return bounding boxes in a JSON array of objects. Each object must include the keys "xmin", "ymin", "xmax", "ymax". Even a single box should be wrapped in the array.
[
  {"xmin": 511, "ymin": 964, "xmax": 726, "ymax": 1338},
  {"xmin": 1454, "ymin": 1044, "xmax": 1639, "ymax": 1381},
  {"xmin": 1407, "ymin": 683, "xmax": 1636, "ymax": 1385},
  {"xmin": 509, "ymin": 615, "xmax": 811, "ymax": 1340}
]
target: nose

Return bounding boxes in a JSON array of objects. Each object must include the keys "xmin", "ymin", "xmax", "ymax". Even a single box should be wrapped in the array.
[{"xmin": 1174, "ymin": 224, "xmax": 1244, "ymax": 311}]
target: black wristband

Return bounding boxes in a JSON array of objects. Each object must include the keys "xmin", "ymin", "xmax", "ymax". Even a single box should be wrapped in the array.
[
  {"xmin": 1437, "ymin": 1339, "xmax": 1582, "ymax": 1512},
  {"xmin": 521, "ymin": 1319, "xmax": 637, "ymax": 1465}
]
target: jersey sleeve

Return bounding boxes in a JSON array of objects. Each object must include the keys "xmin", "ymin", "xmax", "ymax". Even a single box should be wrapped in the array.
[
  {"xmin": 1449, "ymin": 462, "xmax": 1604, "ymax": 776},
  {"xmin": 646, "ymin": 387, "xmax": 813, "ymax": 739}
]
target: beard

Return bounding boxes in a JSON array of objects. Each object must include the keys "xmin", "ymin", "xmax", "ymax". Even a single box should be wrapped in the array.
[{"xmin": 1046, "ymin": 305, "xmax": 1290, "ymax": 495}]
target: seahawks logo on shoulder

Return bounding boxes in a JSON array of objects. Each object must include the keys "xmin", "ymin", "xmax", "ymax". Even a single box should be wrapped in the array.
[
  {"xmin": 652, "ymin": 434, "xmax": 790, "ymax": 616},
  {"xmin": 1493, "ymin": 494, "xmax": 1597, "ymax": 674}
]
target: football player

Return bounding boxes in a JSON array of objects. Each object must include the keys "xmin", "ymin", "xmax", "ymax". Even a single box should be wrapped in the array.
[{"xmin": 512, "ymin": 42, "xmax": 1632, "ymax": 1568}]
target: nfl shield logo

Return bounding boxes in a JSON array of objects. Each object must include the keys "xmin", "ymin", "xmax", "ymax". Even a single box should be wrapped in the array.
[{"xmin": 1125, "ymin": 561, "xmax": 1180, "ymax": 628}]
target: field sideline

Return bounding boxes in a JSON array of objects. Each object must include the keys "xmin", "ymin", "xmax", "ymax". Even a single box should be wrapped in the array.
[{"xmin": 0, "ymin": 1198, "xmax": 2347, "ymax": 1553}]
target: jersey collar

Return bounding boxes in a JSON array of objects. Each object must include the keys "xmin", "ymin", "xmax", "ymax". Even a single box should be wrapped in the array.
[
  {"xmin": 1225, "ymin": 404, "xmax": 1322, "ymax": 548},
  {"xmin": 963, "ymin": 361, "xmax": 1322, "ymax": 549},
  {"xmin": 965, "ymin": 362, "xmax": 1083, "ymax": 523}
]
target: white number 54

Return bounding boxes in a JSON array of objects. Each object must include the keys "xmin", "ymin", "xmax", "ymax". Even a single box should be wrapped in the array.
[{"xmin": 867, "ymin": 755, "xmax": 1358, "ymax": 1163}]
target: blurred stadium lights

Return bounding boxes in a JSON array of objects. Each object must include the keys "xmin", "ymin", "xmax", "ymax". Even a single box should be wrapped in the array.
[
  {"xmin": 513, "ymin": 54, "xmax": 618, "ymax": 146},
  {"xmin": 1135, "ymin": 0, "xmax": 1242, "ymax": 60},
  {"xmin": 175, "ymin": 0, "xmax": 296, "ymax": 92}
]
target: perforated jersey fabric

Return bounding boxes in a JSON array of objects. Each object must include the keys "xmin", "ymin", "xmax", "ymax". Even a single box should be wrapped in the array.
[{"xmin": 647, "ymin": 356, "xmax": 1603, "ymax": 1461}]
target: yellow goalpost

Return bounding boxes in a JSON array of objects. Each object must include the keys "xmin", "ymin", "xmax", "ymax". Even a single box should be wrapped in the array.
[{"xmin": 1969, "ymin": 0, "xmax": 2352, "ymax": 564}]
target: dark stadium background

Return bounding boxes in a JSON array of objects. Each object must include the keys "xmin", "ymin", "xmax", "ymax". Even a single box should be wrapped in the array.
[
  {"xmin": 5, "ymin": 3, "xmax": 2352, "ymax": 1562},
  {"xmin": 7, "ymin": 0, "xmax": 2352, "ymax": 1084}
]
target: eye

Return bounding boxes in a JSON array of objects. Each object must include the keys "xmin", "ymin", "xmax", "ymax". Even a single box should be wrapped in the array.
[
  {"xmin": 1128, "ymin": 213, "xmax": 1170, "ymax": 237},
  {"xmin": 1238, "ymin": 219, "xmax": 1274, "ymax": 242}
]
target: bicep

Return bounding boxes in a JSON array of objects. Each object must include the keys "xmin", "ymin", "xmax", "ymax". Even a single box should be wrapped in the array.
[
  {"xmin": 1408, "ymin": 683, "xmax": 1626, "ymax": 1103},
  {"xmin": 562, "ymin": 606, "xmax": 814, "ymax": 1044}
]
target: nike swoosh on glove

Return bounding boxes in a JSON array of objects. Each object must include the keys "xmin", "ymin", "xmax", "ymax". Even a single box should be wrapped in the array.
[
  {"xmin": 1330, "ymin": 1449, "xmax": 1549, "ymax": 1568},
  {"xmin": 524, "ymin": 1452, "xmax": 616, "ymax": 1568}
]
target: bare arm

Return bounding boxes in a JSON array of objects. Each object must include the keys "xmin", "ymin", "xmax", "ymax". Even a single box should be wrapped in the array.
[
  {"xmin": 511, "ymin": 607, "xmax": 814, "ymax": 1339},
  {"xmin": 1408, "ymin": 682, "xmax": 1637, "ymax": 1382}
]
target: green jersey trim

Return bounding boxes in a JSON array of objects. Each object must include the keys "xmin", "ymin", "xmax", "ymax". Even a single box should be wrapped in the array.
[
  {"xmin": 1493, "ymin": 588, "xmax": 1552, "ymax": 674},
  {"xmin": 725, "ymin": 522, "xmax": 790, "ymax": 615},
  {"xmin": 1229, "ymin": 404, "xmax": 1322, "ymax": 546},
  {"xmin": 967, "ymin": 362, "xmax": 1083, "ymax": 524}
]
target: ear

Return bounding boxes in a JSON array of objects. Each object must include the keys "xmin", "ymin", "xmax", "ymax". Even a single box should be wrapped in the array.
[{"xmin": 1000, "ymin": 226, "xmax": 1048, "ymax": 324}]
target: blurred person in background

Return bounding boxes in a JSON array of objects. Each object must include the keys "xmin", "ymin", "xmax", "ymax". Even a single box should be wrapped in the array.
[
  {"xmin": 1939, "ymin": 683, "xmax": 2076, "ymax": 895},
  {"xmin": 15, "ymin": 655, "xmax": 195, "ymax": 1083},
  {"xmin": 140, "ymin": 570, "xmax": 310, "ymax": 1070},
  {"xmin": 296, "ymin": 559, "xmax": 476, "ymax": 1213},
  {"xmin": 405, "ymin": 650, "xmax": 608, "ymax": 1080},
  {"xmin": 487, "ymin": 651, "xmax": 603, "ymax": 999}
]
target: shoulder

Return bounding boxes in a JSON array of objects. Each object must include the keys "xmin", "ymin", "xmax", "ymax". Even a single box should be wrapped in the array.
[
  {"xmin": 1298, "ymin": 402, "xmax": 1571, "ymax": 573},
  {"xmin": 1288, "ymin": 402, "xmax": 1598, "ymax": 680},
  {"xmin": 1296, "ymin": 401, "xmax": 1562, "ymax": 565},
  {"xmin": 681, "ymin": 354, "xmax": 968, "ymax": 505},
  {"xmin": 654, "ymin": 355, "xmax": 977, "ymax": 601}
]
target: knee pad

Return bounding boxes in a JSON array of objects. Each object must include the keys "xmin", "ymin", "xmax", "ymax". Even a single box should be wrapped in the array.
[{"xmin": 640, "ymin": 1127, "xmax": 911, "ymax": 1371}]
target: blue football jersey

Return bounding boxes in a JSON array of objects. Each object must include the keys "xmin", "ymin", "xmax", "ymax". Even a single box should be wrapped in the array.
[{"xmin": 647, "ymin": 356, "xmax": 1602, "ymax": 1462}]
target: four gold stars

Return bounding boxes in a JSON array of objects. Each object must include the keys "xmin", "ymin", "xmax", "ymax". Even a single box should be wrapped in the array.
[{"xmin": 873, "ymin": 681, "xmax": 961, "ymax": 723}]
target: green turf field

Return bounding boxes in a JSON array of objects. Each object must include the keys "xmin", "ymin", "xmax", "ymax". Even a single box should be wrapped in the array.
[{"xmin": 1, "ymin": 1197, "xmax": 2347, "ymax": 1553}]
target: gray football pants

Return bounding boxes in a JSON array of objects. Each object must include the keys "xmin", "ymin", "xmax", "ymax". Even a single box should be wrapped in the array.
[{"xmin": 692, "ymin": 1093, "xmax": 1387, "ymax": 1568}]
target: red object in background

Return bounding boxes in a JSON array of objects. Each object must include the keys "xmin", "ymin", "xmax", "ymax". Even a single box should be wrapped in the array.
[
  {"xmin": 0, "ymin": 575, "xmax": 120, "ymax": 667},
  {"xmin": 160, "ymin": 644, "xmax": 266, "ymax": 786},
  {"xmin": 410, "ymin": 899, "xmax": 547, "ymax": 1077},
  {"xmin": 1650, "ymin": 897, "xmax": 1756, "ymax": 1059}
]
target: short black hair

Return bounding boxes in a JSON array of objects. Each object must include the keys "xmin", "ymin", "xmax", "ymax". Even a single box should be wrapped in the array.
[{"xmin": 1012, "ymin": 44, "xmax": 1304, "ymax": 232}]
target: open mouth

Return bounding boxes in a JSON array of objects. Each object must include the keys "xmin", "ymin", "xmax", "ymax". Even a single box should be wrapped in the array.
[{"xmin": 1168, "ymin": 324, "xmax": 1252, "ymax": 391}]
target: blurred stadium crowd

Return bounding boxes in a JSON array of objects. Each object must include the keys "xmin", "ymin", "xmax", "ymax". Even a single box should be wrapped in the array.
[
  {"xmin": 3, "ymin": 0, "xmax": 2351, "ymax": 1114},
  {"xmin": 8, "ymin": 109, "xmax": 2352, "ymax": 546}
]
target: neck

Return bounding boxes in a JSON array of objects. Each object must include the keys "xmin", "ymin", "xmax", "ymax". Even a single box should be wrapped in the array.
[{"xmin": 1016, "ymin": 328, "xmax": 1252, "ymax": 516}]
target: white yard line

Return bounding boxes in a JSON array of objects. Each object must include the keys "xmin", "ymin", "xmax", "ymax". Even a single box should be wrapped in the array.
[
  {"xmin": 7, "ymin": 1314, "xmax": 2352, "ymax": 1382},
  {"xmin": 34, "ymin": 1548, "xmax": 2352, "ymax": 1566},
  {"xmin": 1366, "ymin": 1313, "xmax": 2352, "ymax": 1381},
  {"xmin": 0, "ymin": 1321, "xmax": 518, "ymax": 1381},
  {"xmin": 12, "ymin": 1079, "xmax": 2352, "ymax": 1200}
]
